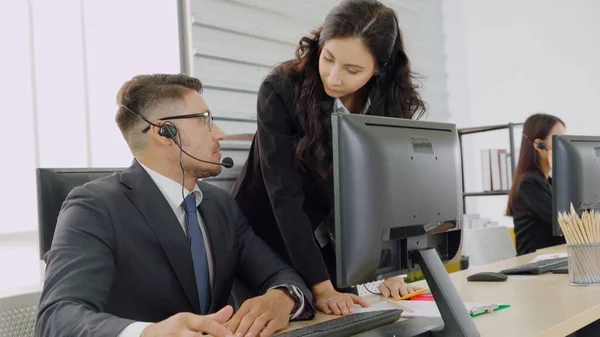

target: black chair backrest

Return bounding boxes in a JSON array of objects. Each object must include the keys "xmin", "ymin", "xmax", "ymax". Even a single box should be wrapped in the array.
[{"xmin": 36, "ymin": 168, "xmax": 123, "ymax": 259}]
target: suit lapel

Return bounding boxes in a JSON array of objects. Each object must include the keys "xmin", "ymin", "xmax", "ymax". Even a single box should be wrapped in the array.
[
  {"xmin": 120, "ymin": 161, "xmax": 201, "ymax": 313},
  {"xmin": 197, "ymin": 192, "xmax": 227, "ymax": 313}
]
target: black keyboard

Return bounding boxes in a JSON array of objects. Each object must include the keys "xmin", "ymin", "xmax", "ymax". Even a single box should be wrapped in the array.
[
  {"xmin": 356, "ymin": 317, "xmax": 443, "ymax": 337},
  {"xmin": 277, "ymin": 309, "xmax": 402, "ymax": 337},
  {"xmin": 500, "ymin": 257, "xmax": 568, "ymax": 275}
]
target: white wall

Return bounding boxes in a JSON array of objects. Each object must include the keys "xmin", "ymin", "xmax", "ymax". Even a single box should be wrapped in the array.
[
  {"xmin": 0, "ymin": 0, "xmax": 180, "ymax": 235},
  {"xmin": 0, "ymin": 1, "xmax": 38, "ymax": 236},
  {"xmin": 443, "ymin": 0, "xmax": 600, "ymax": 222},
  {"xmin": 441, "ymin": 0, "xmax": 471, "ymax": 128},
  {"xmin": 464, "ymin": 0, "xmax": 600, "ymax": 131}
]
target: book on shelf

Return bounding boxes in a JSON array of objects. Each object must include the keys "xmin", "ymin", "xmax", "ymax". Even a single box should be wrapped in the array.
[{"xmin": 481, "ymin": 149, "xmax": 513, "ymax": 192}]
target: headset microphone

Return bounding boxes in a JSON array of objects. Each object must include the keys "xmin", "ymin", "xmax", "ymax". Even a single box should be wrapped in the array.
[
  {"xmin": 221, "ymin": 157, "xmax": 234, "ymax": 168},
  {"xmin": 173, "ymin": 140, "xmax": 234, "ymax": 168},
  {"xmin": 182, "ymin": 150, "xmax": 233, "ymax": 168}
]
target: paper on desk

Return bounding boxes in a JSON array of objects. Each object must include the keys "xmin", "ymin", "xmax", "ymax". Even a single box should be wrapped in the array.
[
  {"xmin": 352, "ymin": 301, "xmax": 399, "ymax": 314},
  {"xmin": 353, "ymin": 301, "xmax": 504, "ymax": 318},
  {"xmin": 507, "ymin": 275, "xmax": 536, "ymax": 280},
  {"xmin": 529, "ymin": 252, "xmax": 567, "ymax": 263}
]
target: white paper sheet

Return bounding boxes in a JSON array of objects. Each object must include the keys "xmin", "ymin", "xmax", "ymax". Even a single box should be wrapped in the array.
[{"xmin": 529, "ymin": 252, "xmax": 567, "ymax": 263}]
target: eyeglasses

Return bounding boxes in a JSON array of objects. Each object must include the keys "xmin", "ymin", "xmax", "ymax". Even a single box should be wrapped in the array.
[{"xmin": 142, "ymin": 111, "xmax": 213, "ymax": 133}]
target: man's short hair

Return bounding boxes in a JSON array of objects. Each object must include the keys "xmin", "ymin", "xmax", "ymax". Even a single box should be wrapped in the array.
[{"xmin": 115, "ymin": 73, "xmax": 203, "ymax": 152}]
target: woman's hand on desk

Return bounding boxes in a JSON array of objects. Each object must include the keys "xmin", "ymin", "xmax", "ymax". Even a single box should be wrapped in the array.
[
  {"xmin": 312, "ymin": 280, "xmax": 369, "ymax": 316},
  {"xmin": 379, "ymin": 276, "xmax": 418, "ymax": 299}
]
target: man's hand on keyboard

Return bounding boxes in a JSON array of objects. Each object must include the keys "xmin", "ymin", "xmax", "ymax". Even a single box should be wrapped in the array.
[
  {"xmin": 312, "ymin": 280, "xmax": 369, "ymax": 316},
  {"xmin": 140, "ymin": 306, "xmax": 234, "ymax": 337},
  {"xmin": 379, "ymin": 276, "xmax": 418, "ymax": 299},
  {"xmin": 225, "ymin": 288, "xmax": 295, "ymax": 337}
]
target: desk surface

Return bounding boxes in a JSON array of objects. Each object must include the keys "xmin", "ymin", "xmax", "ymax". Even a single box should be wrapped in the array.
[{"xmin": 283, "ymin": 245, "xmax": 600, "ymax": 337}]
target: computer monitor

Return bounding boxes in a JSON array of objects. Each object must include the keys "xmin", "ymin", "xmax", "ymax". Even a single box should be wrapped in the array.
[
  {"xmin": 332, "ymin": 113, "xmax": 463, "ymax": 286},
  {"xmin": 36, "ymin": 168, "xmax": 123, "ymax": 259},
  {"xmin": 552, "ymin": 135, "xmax": 600, "ymax": 236},
  {"xmin": 332, "ymin": 113, "xmax": 478, "ymax": 337}
]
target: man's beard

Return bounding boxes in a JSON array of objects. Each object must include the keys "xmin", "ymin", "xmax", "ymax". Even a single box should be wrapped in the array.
[{"xmin": 182, "ymin": 158, "xmax": 222, "ymax": 180}]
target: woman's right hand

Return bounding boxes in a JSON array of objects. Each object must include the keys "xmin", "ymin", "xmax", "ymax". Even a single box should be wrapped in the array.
[{"xmin": 312, "ymin": 280, "xmax": 370, "ymax": 315}]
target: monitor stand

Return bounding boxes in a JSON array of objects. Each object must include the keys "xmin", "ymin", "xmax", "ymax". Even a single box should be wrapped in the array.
[
  {"xmin": 358, "ymin": 247, "xmax": 480, "ymax": 337},
  {"xmin": 412, "ymin": 247, "xmax": 480, "ymax": 337}
]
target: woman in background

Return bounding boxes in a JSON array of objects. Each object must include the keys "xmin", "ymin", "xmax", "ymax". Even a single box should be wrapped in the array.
[
  {"xmin": 507, "ymin": 113, "xmax": 566, "ymax": 256},
  {"xmin": 232, "ymin": 0, "xmax": 424, "ymax": 316}
]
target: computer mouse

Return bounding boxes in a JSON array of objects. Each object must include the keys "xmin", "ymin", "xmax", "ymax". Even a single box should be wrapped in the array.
[{"xmin": 466, "ymin": 271, "xmax": 508, "ymax": 282}]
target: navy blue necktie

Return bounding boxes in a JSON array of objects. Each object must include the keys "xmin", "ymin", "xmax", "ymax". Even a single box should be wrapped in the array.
[{"xmin": 184, "ymin": 194, "xmax": 211, "ymax": 314}]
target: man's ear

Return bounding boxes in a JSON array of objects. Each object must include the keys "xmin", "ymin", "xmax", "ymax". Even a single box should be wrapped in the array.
[{"xmin": 149, "ymin": 123, "xmax": 173, "ymax": 146}]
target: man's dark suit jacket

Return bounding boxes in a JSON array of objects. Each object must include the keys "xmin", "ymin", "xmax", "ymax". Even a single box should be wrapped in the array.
[{"xmin": 35, "ymin": 160, "xmax": 313, "ymax": 337}]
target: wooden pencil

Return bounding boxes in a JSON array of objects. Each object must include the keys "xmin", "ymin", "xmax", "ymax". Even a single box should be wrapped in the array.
[{"xmin": 557, "ymin": 204, "xmax": 600, "ymax": 283}]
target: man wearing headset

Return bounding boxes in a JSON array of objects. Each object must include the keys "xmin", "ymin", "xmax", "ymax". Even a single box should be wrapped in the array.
[{"xmin": 35, "ymin": 74, "xmax": 314, "ymax": 337}]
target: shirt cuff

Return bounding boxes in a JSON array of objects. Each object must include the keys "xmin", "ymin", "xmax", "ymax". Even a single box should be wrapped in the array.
[
  {"xmin": 117, "ymin": 322, "xmax": 153, "ymax": 337},
  {"xmin": 268, "ymin": 284, "xmax": 306, "ymax": 320}
]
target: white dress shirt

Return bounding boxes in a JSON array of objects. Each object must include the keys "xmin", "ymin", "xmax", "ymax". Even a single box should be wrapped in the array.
[
  {"xmin": 118, "ymin": 162, "xmax": 304, "ymax": 337},
  {"xmin": 333, "ymin": 97, "xmax": 371, "ymax": 115}
]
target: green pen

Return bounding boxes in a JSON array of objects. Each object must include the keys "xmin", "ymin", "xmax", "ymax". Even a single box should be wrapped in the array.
[{"xmin": 470, "ymin": 304, "xmax": 511, "ymax": 318}]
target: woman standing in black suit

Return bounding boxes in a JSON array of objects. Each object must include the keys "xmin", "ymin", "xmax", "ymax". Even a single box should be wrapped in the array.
[
  {"xmin": 507, "ymin": 113, "xmax": 566, "ymax": 256},
  {"xmin": 232, "ymin": 0, "xmax": 424, "ymax": 315}
]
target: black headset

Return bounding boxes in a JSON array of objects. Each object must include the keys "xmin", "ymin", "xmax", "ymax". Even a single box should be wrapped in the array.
[
  {"xmin": 523, "ymin": 133, "xmax": 547, "ymax": 151},
  {"xmin": 537, "ymin": 141, "xmax": 547, "ymax": 150},
  {"xmin": 157, "ymin": 122, "xmax": 179, "ymax": 144},
  {"xmin": 120, "ymin": 105, "xmax": 234, "ymax": 168},
  {"xmin": 121, "ymin": 104, "xmax": 181, "ymax": 144}
]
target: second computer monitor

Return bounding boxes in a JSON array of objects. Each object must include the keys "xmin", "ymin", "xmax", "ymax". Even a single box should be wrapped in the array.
[
  {"xmin": 552, "ymin": 135, "xmax": 600, "ymax": 236},
  {"xmin": 332, "ymin": 113, "xmax": 463, "ymax": 288}
]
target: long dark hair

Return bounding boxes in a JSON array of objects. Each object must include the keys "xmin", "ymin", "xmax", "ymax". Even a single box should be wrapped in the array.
[
  {"xmin": 275, "ymin": 0, "xmax": 426, "ymax": 180},
  {"xmin": 506, "ymin": 113, "xmax": 565, "ymax": 215}
]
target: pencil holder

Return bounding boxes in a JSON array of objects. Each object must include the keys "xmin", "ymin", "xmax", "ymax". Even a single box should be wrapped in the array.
[{"xmin": 567, "ymin": 244, "xmax": 600, "ymax": 286}]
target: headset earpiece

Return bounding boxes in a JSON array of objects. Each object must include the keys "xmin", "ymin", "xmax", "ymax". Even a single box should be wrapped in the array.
[
  {"xmin": 158, "ymin": 123, "xmax": 181, "ymax": 146},
  {"xmin": 158, "ymin": 123, "xmax": 177, "ymax": 139},
  {"xmin": 537, "ymin": 141, "xmax": 547, "ymax": 150}
]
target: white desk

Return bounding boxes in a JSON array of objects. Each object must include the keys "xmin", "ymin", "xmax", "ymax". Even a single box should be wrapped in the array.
[{"xmin": 284, "ymin": 245, "xmax": 600, "ymax": 337}]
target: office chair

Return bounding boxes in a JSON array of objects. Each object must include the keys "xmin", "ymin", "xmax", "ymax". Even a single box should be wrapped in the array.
[
  {"xmin": 36, "ymin": 168, "xmax": 124, "ymax": 259},
  {"xmin": 462, "ymin": 226, "xmax": 516, "ymax": 266},
  {"xmin": 0, "ymin": 290, "xmax": 41, "ymax": 337}
]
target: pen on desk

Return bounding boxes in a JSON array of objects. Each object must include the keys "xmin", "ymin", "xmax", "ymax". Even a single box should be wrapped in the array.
[
  {"xmin": 390, "ymin": 288, "xmax": 430, "ymax": 301},
  {"xmin": 469, "ymin": 304, "xmax": 498, "ymax": 316}
]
